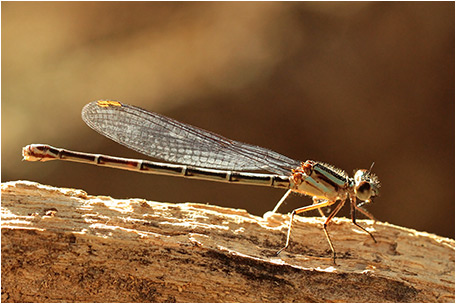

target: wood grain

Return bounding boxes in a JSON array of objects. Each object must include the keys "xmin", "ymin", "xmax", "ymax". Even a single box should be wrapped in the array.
[{"xmin": 1, "ymin": 181, "xmax": 454, "ymax": 302}]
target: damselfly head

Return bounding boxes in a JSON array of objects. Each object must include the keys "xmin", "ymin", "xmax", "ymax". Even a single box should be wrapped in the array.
[{"xmin": 354, "ymin": 169, "xmax": 381, "ymax": 201}]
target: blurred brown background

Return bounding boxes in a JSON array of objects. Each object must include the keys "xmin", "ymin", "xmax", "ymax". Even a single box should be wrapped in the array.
[{"xmin": 3, "ymin": 2, "xmax": 454, "ymax": 239}]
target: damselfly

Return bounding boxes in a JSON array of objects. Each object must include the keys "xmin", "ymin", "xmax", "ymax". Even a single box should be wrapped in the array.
[{"xmin": 22, "ymin": 100, "xmax": 381, "ymax": 262}]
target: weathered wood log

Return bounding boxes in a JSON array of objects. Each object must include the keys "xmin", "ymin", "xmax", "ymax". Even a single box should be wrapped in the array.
[{"xmin": 1, "ymin": 180, "xmax": 454, "ymax": 302}]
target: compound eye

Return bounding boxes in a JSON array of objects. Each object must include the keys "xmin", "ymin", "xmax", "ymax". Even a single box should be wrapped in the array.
[
  {"xmin": 354, "ymin": 169, "xmax": 366, "ymax": 183},
  {"xmin": 356, "ymin": 181, "xmax": 372, "ymax": 201}
]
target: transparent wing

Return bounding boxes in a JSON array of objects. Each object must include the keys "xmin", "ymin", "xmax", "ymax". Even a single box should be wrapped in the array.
[{"xmin": 82, "ymin": 101, "xmax": 301, "ymax": 175}]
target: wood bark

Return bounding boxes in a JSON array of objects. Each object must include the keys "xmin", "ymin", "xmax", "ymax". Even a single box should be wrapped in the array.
[{"xmin": 1, "ymin": 180, "xmax": 454, "ymax": 302}]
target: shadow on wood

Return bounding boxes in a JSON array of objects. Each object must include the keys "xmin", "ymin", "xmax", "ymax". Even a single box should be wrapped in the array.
[{"xmin": 1, "ymin": 181, "xmax": 454, "ymax": 302}]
